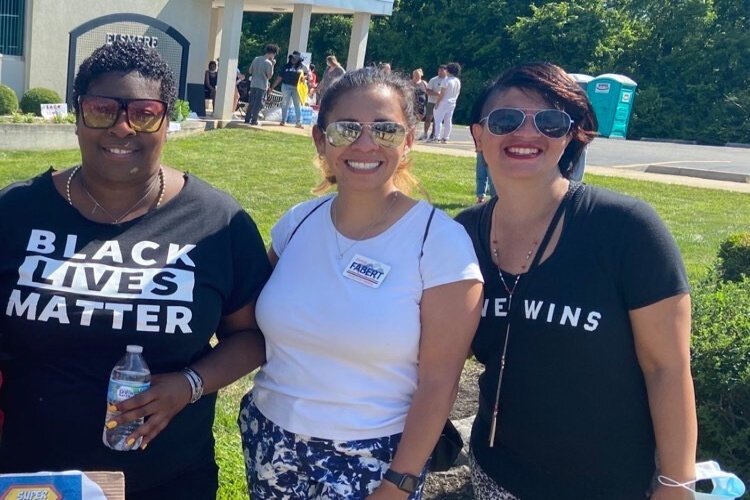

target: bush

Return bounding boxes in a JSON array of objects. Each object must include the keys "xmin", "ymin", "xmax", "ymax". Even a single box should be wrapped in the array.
[
  {"xmin": 718, "ymin": 232, "xmax": 750, "ymax": 282},
  {"xmin": 20, "ymin": 87, "xmax": 62, "ymax": 116},
  {"xmin": 170, "ymin": 99, "xmax": 190, "ymax": 122},
  {"xmin": 691, "ymin": 273, "xmax": 750, "ymax": 484},
  {"xmin": 0, "ymin": 85, "xmax": 18, "ymax": 115}
]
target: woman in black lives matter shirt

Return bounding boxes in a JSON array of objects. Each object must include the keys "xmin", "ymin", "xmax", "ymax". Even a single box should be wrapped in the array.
[
  {"xmin": 454, "ymin": 62, "xmax": 697, "ymax": 500},
  {"xmin": 0, "ymin": 41, "xmax": 271, "ymax": 499}
]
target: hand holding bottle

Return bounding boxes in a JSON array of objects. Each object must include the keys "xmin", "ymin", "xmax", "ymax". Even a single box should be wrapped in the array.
[{"xmin": 105, "ymin": 371, "xmax": 194, "ymax": 451}]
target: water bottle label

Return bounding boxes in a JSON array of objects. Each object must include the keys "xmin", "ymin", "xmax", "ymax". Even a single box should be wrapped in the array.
[{"xmin": 108, "ymin": 380, "xmax": 150, "ymax": 402}]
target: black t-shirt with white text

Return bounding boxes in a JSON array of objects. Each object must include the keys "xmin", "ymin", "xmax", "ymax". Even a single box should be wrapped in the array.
[
  {"xmin": 0, "ymin": 170, "xmax": 271, "ymax": 494},
  {"xmin": 455, "ymin": 185, "xmax": 689, "ymax": 500},
  {"xmin": 280, "ymin": 63, "xmax": 306, "ymax": 86}
]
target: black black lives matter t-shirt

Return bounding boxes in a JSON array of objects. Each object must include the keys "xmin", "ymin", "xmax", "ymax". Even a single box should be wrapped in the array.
[
  {"xmin": 455, "ymin": 186, "xmax": 689, "ymax": 500},
  {"xmin": 0, "ymin": 170, "xmax": 271, "ymax": 493}
]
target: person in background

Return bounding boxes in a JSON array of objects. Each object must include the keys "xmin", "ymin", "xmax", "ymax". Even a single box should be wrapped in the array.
[
  {"xmin": 475, "ymin": 152, "xmax": 496, "ymax": 204},
  {"xmin": 238, "ymin": 68, "xmax": 483, "ymax": 499},
  {"xmin": 272, "ymin": 52, "xmax": 309, "ymax": 128},
  {"xmin": 204, "ymin": 60, "xmax": 218, "ymax": 113},
  {"xmin": 431, "ymin": 62, "xmax": 462, "ymax": 144},
  {"xmin": 455, "ymin": 61, "xmax": 697, "ymax": 500},
  {"xmin": 308, "ymin": 63, "xmax": 318, "ymax": 104},
  {"xmin": 411, "ymin": 68, "xmax": 428, "ymax": 123},
  {"xmin": 316, "ymin": 55, "xmax": 346, "ymax": 100},
  {"xmin": 233, "ymin": 68, "xmax": 244, "ymax": 115},
  {"xmin": 419, "ymin": 65, "xmax": 446, "ymax": 141},
  {"xmin": 0, "ymin": 41, "xmax": 272, "ymax": 499},
  {"xmin": 244, "ymin": 43, "xmax": 279, "ymax": 126}
]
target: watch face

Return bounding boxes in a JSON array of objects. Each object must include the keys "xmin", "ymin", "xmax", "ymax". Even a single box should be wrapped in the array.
[
  {"xmin": 400, "ymin": 475, "xmax": 419, "ymax": 493},
  {"xmin": 385, "ymin": 469, "xmax": 419, "ymax": 493}
]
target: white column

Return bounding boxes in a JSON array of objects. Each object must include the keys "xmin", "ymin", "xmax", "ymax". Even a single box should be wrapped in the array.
[
  {"xmin": 346, "ymin": 13, "xmax": 371, "ymax": 71},
  {"xmin": 214, "ymin": 0, "xmax": 243, "ymax": 123},
  {"xmin": 288, "ymin": 4, "xmax": 312, "ymax": 54},
  {"xmin": 207, "ymin": 7, "xmax": 224, "ymax": 61}
]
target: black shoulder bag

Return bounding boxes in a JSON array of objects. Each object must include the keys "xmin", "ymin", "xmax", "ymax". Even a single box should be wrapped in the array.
[{"xmin": 419, "ymin": 207, "xmax": 465, "ymax": 473}]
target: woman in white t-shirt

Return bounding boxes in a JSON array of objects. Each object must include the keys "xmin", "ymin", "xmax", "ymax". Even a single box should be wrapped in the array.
[
  {"xmin": 239, "ymin": 68, "xmax": 484, "ymax": 499},
  {"xmin": 432, "ymin": 62, "xmax": 462, "ymax": 144}
]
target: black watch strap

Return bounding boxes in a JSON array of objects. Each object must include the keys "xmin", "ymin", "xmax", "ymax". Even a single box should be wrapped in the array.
[{"xmin": 383, "ymin": 469, "xmax": 419, "ymax": 494}]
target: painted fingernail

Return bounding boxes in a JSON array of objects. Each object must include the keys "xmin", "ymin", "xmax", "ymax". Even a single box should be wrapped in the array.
[
  {"xmin": 108, "ymin": 404, "xmax": 118, "ymax": 412},
  {"xmin": 126, "ymin": 438, "xmax": 135, "ymax": 447},
  {"xmin": 141, "ymin": 443, "xmax": 148, "ymax": 451},
  {"xmin": 105, "ymin": 420, "xmax": 118, "ymax": 429}
]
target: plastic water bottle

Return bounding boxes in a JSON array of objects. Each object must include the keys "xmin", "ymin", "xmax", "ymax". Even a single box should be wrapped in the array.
[{"xmin": 102, "ymin": 345, "xmax": 151, "ymax": 451}]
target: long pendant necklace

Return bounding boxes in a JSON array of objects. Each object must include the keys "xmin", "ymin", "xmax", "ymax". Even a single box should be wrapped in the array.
[
  {"xmin": 487, "ymin": 183, "xmax": 577, "ymax": 447},
  {"xmin": 332, "ymin": 191, "xmax": 399, "ymax": 260},
  {"xmin": 66, "ymin": 165, "xmax": 166, "ymax": 224},
  {"xmin": 487, "ymin": 236, "xmax": 539, "ymax": 446}
]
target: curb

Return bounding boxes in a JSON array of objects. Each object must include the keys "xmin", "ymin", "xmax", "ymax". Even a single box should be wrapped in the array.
[{"xmin": 645, "ymin": 164, "xmax": 750, "ymax": 184}]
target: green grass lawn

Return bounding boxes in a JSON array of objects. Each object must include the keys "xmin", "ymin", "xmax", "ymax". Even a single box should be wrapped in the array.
[{"xmin": 2, "ymin": 128, "xmax": 749, "ymax": 498}]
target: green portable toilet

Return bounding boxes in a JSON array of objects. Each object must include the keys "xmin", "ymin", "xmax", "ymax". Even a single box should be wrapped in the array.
[{"xmin": 587, "ymin": 74, "xmax": 637, "ymax": 138}]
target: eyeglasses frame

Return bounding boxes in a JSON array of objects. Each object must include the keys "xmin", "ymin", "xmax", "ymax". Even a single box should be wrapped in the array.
[
  {"xmin": 322, "ymin": 121, "xmax": 408, "ymax": 149},
  {"xmin": 78, "ymin": 95, "xmax": 169, "ymax": 133},
  {"xmin": 480, "ymin": 107, "xmax": 574, "ymax": 139}
]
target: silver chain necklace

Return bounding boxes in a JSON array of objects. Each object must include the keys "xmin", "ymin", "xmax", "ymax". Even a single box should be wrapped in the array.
[
  {"xmin": 486, "ymin": 183, "xmax": 576, "ymax": 447},
  {"xmin": 331, "ymin": 191, "xmax": 399, "ymax": 260},
  {"xmin": 66, "ymin": 165, "xmax": 166, "ymax": 224}
]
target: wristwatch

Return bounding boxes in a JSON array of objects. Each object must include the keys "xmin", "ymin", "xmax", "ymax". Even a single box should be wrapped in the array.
[{"xmin": 383, "ymin": 469, "xmax": 419, "ymax": 494}]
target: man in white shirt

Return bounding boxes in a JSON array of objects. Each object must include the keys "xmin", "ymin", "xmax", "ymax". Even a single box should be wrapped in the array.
[
  {"xmin": 419, "ymin": 65, "xmax": 447, "ymax": 140},
  {"xmin": 431, "ymin": 62, "xmax": 462, "ymax": 143}
]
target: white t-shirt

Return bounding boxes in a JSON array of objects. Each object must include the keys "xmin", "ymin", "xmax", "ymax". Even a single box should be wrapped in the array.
[
  {"xmin": 253, "ymin": 195, "xmax": 483, "ymax": 440},
  {"xmin": 427, "ymin": 75, "xmax": 445, "ymax": 104},
  {"xmin": 438, "ymin": 75, "xmax": 461, "ymax": 107}
]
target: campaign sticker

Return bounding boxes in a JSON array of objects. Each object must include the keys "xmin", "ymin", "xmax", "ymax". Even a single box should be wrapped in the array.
[{"xmin": 343, "ymin": 254, "xmax": 391, "ymax": 288}]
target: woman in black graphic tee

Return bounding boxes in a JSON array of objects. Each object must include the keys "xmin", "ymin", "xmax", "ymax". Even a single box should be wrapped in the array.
[
  {"xmin": 0, "ymin": 42, "xmax": 271, "ymax": 499},
  {"xmin": 454, "ymin": 62, "xmax": 697, "ymax": 500}
]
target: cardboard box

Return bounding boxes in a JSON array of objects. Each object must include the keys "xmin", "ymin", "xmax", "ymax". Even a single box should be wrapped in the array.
[{"xmin": 0, "ymin": 471, "xmax": 124, "ymax": 500}]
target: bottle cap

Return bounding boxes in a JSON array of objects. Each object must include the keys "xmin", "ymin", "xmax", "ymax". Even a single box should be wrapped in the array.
[{"xmin": 126, "ymin": 345, "xmax": 144, "ymax": 354}]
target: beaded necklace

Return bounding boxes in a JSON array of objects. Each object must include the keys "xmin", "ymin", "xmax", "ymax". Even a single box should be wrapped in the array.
[{"xmin": 66, "ymin": 165, "xmax": 166, "ymax": 224}]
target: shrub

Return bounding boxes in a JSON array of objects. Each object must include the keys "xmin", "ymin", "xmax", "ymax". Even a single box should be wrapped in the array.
[
  {"xmin": 718, "ymin": 232, "xmax": 750, "ymax": 282},
  {"xmin": 20, "ymin": 87, "xmax": 62, "ymax": 116},
  {"xmin": 170, "ymin": 99, "xmax": 190, "ymax": 122},
  {"xmin": 0, "ymin": 85, "xmax": 18, "ymax": 115},
  {"xmin": 691, "ymin": 273, "xmax": 750, "ymax": 483}
]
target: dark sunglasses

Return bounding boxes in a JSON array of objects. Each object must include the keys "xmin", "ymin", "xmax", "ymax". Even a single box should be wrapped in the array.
[
  {"xmin": 323, "ymin": 121, "xmax": 407, "ymax": 149},
  {"xmin": 481, "ymin": 107, "xmax": 573, "ymax": 139},
  {"xmin": 79, "ymin": 95, "xmax": 168, "ymax": 133}
]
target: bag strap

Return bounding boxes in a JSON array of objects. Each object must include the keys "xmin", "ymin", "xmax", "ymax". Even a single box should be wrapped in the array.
[
  {"xmin": 420, "ymin": 206, "xmax": 437, "ymax": 259},
  {"xmin": 528, "ymin": 181, "xmax": 581, "ymax": 271},
  {"xmin": 286, "ymin": 197, "xmax": 332, "ymax": 245}
]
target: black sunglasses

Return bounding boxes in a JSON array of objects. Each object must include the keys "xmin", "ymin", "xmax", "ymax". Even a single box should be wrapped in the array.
[
  {"xmin": 79, "ymin": 95, "xmax": 168, "ymax": 133},
  {"xmin": 481, "ymin": 108, "xmax": 573, "ymax": 139},
  {"xmin": 323, "ymin": 121, "xmax": 407, "ymax": 149}
]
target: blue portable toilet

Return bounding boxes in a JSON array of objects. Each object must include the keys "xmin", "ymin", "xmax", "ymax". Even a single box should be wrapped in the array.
[{"xmin": 587, "ymin": 74, "xmax": 637, "ymax": 138}]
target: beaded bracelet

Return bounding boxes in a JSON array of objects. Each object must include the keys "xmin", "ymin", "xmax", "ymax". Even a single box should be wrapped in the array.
[{"xmin": 181, "ymin": 367, "xmax": 204, "ymax": 404}]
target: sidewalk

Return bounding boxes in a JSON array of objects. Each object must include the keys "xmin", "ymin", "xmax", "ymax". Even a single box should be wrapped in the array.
[{"xmin": 226, "ymin": 121, "xmax": 750, "ymax": 194}]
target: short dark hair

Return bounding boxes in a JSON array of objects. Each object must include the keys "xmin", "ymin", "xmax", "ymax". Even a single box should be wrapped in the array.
[
  {"xmin": 264, "ymin": 43, "xmax": 280, "ymax": 55},
  {"xmin": 72, "ymin": 41, "xmax": 176, "ymax": 114},
  {"xmin": 470, "ymin": 62, "xmax": 597, "ymax": 177},
  {"xmin": 438, "ymin": 64, "xmax": 447, "ymax": 70},
  {"xmin": 446, "ymin": 62, "xmax": 461, "ymax": 76}
]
